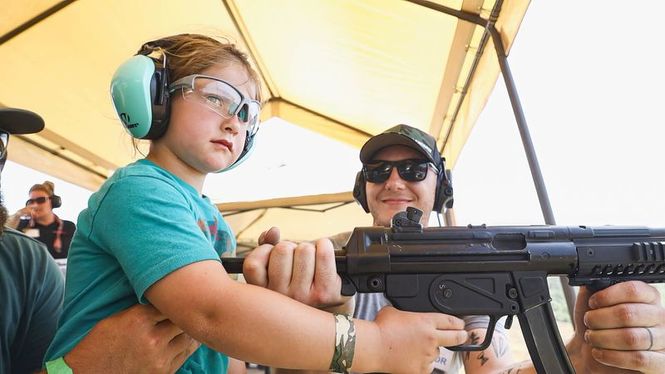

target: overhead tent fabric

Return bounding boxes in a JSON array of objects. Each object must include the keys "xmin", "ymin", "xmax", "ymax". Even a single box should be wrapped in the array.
[{"xmin": 1, "ymin": 0, "xmax": 529, "ymax": 246}]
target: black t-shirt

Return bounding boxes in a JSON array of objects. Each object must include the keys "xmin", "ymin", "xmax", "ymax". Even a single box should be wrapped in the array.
[{"xmin": 17, "ymin": 218, "xmax": 76, "ymax": 259}]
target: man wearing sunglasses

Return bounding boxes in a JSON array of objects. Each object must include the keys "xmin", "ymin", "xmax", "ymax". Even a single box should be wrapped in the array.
[
  {"xmin": 0, "ymin": 108, "xmax": 197, "ymax": 374},
  {"xmin": 245, "ymin": 124, "xmax": 665, "ymax": 374}
]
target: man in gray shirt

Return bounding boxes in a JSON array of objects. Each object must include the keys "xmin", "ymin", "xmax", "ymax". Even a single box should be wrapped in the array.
[{"xmin": 244, "ymin": 124, "xmax": 665, "ymax": 373}]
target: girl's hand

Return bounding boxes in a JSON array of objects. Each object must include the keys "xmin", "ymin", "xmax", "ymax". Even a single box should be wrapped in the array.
[{"xmin": 374, "ymin": 306, "xmax": 468, "ymax": 374}]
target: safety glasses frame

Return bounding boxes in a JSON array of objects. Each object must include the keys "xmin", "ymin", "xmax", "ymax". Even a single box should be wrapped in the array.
[{"xmin": 169, "ymin": 74, "xmax": 260, "ymax": 136}]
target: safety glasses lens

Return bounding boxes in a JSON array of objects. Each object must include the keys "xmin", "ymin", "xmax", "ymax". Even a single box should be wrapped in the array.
[
  {"xmin": 238, "ymin": 104, "xmax": 249, "ymax": 122},
  {"xmin": 194, "ymin": 78, "xmax": 243, "ymax": 116},
  {"xmin": 184, "ymin": 77, "xmax": 260, "ymax": 130}
]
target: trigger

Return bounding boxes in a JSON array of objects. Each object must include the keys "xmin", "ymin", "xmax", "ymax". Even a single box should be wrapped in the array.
[{"xmin": 505, "ymin": 315, "xmax": 514, "ymax": 329}]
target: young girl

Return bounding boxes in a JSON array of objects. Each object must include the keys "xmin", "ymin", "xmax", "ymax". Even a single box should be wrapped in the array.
[{"xmin": 44, "ymin": 33, "xmax": 468, "ymax": 373}]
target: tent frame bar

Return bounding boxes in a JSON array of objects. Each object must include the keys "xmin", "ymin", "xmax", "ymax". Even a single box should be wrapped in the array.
[
  {"xmin": 0, "ymin": 1, "xmax": 76, "ymax": 45},
  {"xmin": 408, "ymin": 0, "xmax": 577, "ymax": 323},
  {"xmin": 2, "ymin": 0, "xmax": 577, "ymax": 327}
]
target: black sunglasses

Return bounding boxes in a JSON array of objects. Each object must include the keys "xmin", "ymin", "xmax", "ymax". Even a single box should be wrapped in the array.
[
  {"xmin": 0, "ymin": 131, "xmax": 8, "ymax": 159},
  {"xmin": 363, "ymin": 159, "xmax": 438, "ymax": 183},
  {"xmin": 26, "ymin": 196, "xmax": 50, "ymax": 206}
]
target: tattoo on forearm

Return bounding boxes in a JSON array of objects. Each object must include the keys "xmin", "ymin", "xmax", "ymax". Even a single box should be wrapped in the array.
[
  {"xmin": 497, "ymin": 360, "xmax": 530, "ymax": 374},
  {"xmin": 497, "ymin": 369, "xmax": 521, "ymax": 374},
  {"xmin": 462, "ymin": 331, "xmax": 491, "ymax": 365},
  {"xmin": 463, "ymin": 331, "xmax": 482, "ymax": 361},
  {"xmin": 463, "ymin": 330, "xmax": 511, "ymax": 367},
  {"xmin": 478, "ymin": 350, "xmax": 489, "ymax": 366}
]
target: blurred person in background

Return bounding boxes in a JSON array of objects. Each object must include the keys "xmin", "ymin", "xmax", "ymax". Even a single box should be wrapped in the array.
[{"xmin": 8, "ymin": 180, "xmax": 76, "ymax": 259}]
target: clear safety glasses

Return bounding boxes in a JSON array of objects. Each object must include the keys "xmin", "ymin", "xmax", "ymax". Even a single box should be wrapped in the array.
[{"xmin": 169, "ymin": 74, "xmax": 261, "ymax": 136}]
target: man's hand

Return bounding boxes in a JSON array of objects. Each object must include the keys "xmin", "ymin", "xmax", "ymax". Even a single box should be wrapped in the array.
[
  {"xmin": 64, "ymin": 304, "xmax": 200, "ymax": 374},
  {"xmin": 244, "ymin": 228, "xmax": 353, "ymax": 313},
  {"xmin": 568, "ymin": 281, "xmax": 664, "ymax": 373}
]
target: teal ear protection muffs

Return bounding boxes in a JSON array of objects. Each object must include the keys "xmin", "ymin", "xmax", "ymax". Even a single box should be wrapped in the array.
[
  {"xmin": 111, "ymin": 40, "xmax": 171, "ymax": 140},
  {"xmin": 352, "ymin": 157, "xmax": 454, "ymax": 213}
]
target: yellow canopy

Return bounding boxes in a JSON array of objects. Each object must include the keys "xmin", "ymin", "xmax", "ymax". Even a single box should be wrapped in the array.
[{"xmin": 1, "ymin": 0, "xmax": 529, "ymax": 246}]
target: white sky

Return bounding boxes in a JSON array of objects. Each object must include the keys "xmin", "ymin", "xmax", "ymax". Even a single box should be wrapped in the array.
[
  {"xmin": 453, "ymin": 0, "xmax": 665, "ymax": 226},
  {"xmin": 3, "ymin": 0, "xmax": 664, "ymax": 227}
]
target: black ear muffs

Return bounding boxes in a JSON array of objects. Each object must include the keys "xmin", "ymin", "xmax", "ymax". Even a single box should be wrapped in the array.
[
  {"xmin": 432, "ymin": 163, "xmax": 454, "ymax": 212},
  {"xmin": 50, "ymin": 194, "xmax": 62, "ymax": 209},
  {"xmin": 352, "ymin": 171, "xmax": 370, "ymax": 213},
  {"xmin": 110, "ymin": 41, "xmax": 172, "ymax": 140}
]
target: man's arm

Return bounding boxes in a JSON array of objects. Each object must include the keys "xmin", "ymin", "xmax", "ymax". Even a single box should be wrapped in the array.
[
  {"xmin": 460, "ymin": 327, "xmax": 517, "ymax": 374},
  {"xmin": 40, "ymin": 304, "xmax": 200, "ymax": 374}
]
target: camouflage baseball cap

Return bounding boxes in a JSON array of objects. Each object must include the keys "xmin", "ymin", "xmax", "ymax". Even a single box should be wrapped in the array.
[{"xmin": 360, "ymin": 124, "xmax": 441, "ymax": 165}]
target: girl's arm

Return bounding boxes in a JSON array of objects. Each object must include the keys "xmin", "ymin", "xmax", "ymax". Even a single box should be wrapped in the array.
[{"xmin": 144, "ymin": 257, "xmax": 468, "ymax": 373}]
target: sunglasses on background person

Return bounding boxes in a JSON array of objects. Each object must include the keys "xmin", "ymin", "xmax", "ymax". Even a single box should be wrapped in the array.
[
  {"xmin": 362, "ymin": 159, "xmax": 439, "ymax": 183},
  {"xmin": 26, "ymin": 196, "xmax": 51, "ymax": 206},
  {"xmin": 169, "ymin": 74, "xmax": 261, "ymax": 137}
]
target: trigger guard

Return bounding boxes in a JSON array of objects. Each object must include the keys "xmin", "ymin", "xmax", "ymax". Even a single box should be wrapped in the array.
[{"xmin": 446, "ymin": 315, "xmax": 497, "ymax": 351}]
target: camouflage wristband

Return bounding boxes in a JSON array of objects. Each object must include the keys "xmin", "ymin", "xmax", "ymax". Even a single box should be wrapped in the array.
[{"xmin": 329, "ymin": 313, "xmax": 356, "ymax": 374}]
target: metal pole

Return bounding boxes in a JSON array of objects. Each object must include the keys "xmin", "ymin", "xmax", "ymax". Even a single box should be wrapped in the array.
[
  {"xmin": 407, "ymin": 0, "xmax": 577, "ymax": 324},
  {"xmin": 487, "ymin": 25, "xmax": 577, "ymax": 324}
]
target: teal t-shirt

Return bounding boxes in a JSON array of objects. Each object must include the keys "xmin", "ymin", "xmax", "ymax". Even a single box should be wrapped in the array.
[
  {"xmin": 0, "ymin": 228, "xmax": 64, "ymax": 374},
  {"xmin": 45, "ymin": 159, "xmax": 236, "ymax": 373}
]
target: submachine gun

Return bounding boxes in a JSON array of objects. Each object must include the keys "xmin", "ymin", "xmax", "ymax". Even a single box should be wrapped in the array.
[{"xmin": 222, "ymin": 207, "xmax": 665, "ymax": 373}]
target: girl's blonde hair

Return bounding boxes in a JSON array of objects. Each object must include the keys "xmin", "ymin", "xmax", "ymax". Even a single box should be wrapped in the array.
[{"xmin": 145, "ymin": 33, "xmax": 262, "ymax": 102}]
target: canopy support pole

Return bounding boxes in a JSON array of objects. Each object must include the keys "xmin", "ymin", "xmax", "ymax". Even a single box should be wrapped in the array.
[
  {"xmin": 408, "ymin": 0, "xmax": 577, "ymax": 324},
  {"xmin": 487, "ymin": 23, "xmax": 577, "ymax": 326}
]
